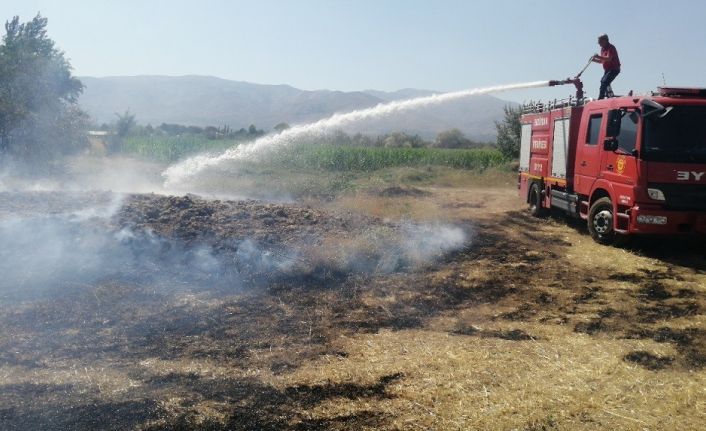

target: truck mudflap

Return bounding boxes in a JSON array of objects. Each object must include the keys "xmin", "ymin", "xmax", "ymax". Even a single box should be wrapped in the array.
[{"xmin": 628, "ymin": 205, "xmax": 706, "ymax": 235}]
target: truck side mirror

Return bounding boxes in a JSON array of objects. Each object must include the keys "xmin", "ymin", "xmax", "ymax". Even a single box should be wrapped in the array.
[
  {"xmin": 606, "ymin": 109, "xmax": 622, "ymax": 137},
  {"xmin": 603, "ymin": 139, "xmax": 619, "ymax": 152}
]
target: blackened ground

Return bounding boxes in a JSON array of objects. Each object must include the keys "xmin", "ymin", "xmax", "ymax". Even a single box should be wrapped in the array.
[{"xmin": 0, "ymin": 190, "xmax": 704, "ymax": 430}]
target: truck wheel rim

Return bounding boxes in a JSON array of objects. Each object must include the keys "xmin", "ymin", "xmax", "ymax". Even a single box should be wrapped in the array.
[{"xmin": 593, "ymin": 209, "xmax": 612, "ymax": 234}]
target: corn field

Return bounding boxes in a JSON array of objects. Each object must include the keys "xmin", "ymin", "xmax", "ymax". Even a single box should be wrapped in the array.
[
  {"xmin": 120, "ymin": 136, "xmax": 237, "ymax": 162},
  {"xmin": 275, "ymin": 145, "xmax": 505, "ymax": 171},
  {"xmin": 119, "ymin": 137, "xmax": 505, "ymax": 171}
]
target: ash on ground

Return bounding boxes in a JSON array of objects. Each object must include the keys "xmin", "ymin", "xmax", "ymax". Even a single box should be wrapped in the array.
[{"xmin": 0, "ymin": 192, "xmax": 470, "ymax": 300}]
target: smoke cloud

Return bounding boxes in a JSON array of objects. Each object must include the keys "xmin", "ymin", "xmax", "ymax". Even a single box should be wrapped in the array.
[
  {"xmin": 301, "ymin": 221, "xmax": 470, "ymax": 276},
  {"xmin": 0, "ymin": 192, "xmax": 470, "ymax": 302},
  {"xmin": 0, "ymin": 202, "xmax": 222, "ymax": 301},
  {"xmin": 0, "ymin": 155, "xmax": 167, "ymax": 194}
]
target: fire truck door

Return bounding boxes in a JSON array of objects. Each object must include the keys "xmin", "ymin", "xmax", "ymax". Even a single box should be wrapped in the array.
[
  {"xmin": 574, "ymin": 111, "xmax": 604, "ymax": 195},
  {"xmin": 601, "ymin": 110, "xmax": 639, "ymax": 192}
]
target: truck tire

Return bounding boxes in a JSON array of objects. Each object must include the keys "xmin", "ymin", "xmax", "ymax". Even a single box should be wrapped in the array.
[
  {"xmin": 587, "ymin": 197, "xmax": 626, "ymax": 246},
  {"xmin": 528, "ymin": 183, "xmax": 547, "ymax": 217}
]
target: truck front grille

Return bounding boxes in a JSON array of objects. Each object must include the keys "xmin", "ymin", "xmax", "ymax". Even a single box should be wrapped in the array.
[{"xmin": 649, "ymin": 183, "xmax": 706, "ymax": 211}]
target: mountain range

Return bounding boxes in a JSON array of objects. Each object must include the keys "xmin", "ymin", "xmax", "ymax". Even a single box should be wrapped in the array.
[{"xmin": 78, "ymin": 75, "xmax": 516, "ymax": 141}]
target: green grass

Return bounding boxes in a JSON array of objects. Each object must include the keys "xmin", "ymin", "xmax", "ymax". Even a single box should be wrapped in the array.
[
  {"xmin": 119, "ymin": 137, "xmax": 507, "ymax": 173},
  {"xmin": 271, "ymin": 145, "xmax": 506, "ymax": 171},
  {"xmin": 119, "ymin": 135, "xmax": 239, "ymax": 162}
]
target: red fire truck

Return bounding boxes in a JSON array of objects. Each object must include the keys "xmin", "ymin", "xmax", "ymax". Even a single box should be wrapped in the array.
[{"xmin": 518, "ymin": 82, "xmax": 706, "ymax": 245}]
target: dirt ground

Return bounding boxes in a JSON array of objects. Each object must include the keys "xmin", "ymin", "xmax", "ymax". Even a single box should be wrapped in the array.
[{"xmin": 0, "ymin": 178, "xmax": 704, "ymax": 430}]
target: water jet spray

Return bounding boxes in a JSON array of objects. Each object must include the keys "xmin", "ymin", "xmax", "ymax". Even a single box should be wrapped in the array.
[{"xmin": 162, "ymin": 80, "xmax": 553, "ymax": 186}]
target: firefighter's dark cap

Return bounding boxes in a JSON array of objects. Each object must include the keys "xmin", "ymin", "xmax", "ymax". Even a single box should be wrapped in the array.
[{"xmin": 598, "ymin": 33, "xmax": 609, "ymax": 40}]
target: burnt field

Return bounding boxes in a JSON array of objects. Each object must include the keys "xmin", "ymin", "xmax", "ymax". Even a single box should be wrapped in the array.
[{"xmin": 0, "ymin": 181, "xmax": 705, "ymax": 430}]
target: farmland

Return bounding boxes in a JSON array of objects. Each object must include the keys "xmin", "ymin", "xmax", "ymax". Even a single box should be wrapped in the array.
[
  {"xmin": 119, "ymin": 135, "xmax": 238, "ymax": 162},
  {"xmin": 274, "ymin": 145, "xmax": 504, "ymax": 171},
  {"xmin": 0, "ymin": 160, "xmax": 704, "ymax": 430},
  {"xmin": 2, "ymin": 5, "xmax": 705, "ymax": 430},
  {"xmin": 118, "ymin": 135, "xmax": 506, "ymax": 171}
]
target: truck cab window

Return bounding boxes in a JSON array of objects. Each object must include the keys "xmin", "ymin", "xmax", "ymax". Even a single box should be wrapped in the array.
[
  {"xmin": 617, "ymin": 110, "xmax": 638, "ymax": 154},
  {"xmin": 586, "ymin": 115, "xmax": 602, "ymax": 145}
]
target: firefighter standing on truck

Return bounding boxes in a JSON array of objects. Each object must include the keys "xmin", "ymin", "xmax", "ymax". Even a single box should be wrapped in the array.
[{"xmin": 592, "ymin": 33, "xmax": 621, "ymax": 99}]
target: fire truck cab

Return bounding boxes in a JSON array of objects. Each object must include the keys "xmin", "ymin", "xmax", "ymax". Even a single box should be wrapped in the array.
[{"xmin": 519, "ymin": 87, "xmax": 706, "ymax": 245}]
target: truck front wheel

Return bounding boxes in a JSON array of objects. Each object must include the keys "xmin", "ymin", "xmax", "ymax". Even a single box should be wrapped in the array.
[
  {"xmin": 528, "ymin": 183, "xmax": 547, "ymax": 217},
  {"xmin": 587, "ymin": 197, "xmax": 626, "ymax": 246}
]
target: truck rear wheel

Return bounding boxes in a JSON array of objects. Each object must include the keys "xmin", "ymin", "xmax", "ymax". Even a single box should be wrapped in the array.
[
  {"xmin": 528, "ymin": 183, "xmax": 547, "ymax": 217},
  {"xmin": 587, "ymin": 197, "xmax": 626, "ymax": 246}
]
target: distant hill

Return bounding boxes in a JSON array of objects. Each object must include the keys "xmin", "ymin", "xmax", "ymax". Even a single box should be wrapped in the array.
[{"xmin": 78, "ymin": 75, "xmax": 516, "ymax": 141}]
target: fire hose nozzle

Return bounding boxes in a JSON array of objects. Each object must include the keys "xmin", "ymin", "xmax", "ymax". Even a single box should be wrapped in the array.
[
  {"xmin": 549, "ymin": 78, "xmax": 573, "ymax": 87},
  {"xmin": 547, "ymin": 77, "xmax": 584, "ymax": 100}
]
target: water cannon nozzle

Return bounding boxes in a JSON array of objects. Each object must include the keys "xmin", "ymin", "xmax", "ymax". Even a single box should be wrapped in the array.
[
  {"xmin": 547, "ymin": 78, "xmax": 584, "ymax": 100},
  {"xmin": 549, "ymin": 78, "xmax": 573, "ymax": 87}
]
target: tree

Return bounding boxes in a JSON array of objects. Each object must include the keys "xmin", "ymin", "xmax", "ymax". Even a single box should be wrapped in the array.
[
  {"xmin": 114, "ymin": 110, "xmax": 136, "ymax": 137},
  {"xmin": 381, "ymin": 132, "xmax": 426, "ymax": 148},
  {"xmin": 434, "ymin": 128, "xmax": 472, "ymax": 149},
  {"xmin": 332, "ymin": 129, "xmax": 353, "ymax": 146},
  {"xmin": 0, "ymin": 14, "xmax": 86, "ymax": 160},
  {"xmin": 273, "ymin": 122, "xmax": 290, "ymax": 133},
  {"xmin": 204, "ymin": 126, "xmax": 219, "ymax": 139},
  {"xmin": 495, "ymin": 105, "xmax": 522, "ymax": 159},
  {"xmin": 351, "ymin": 133, "xmax": 374, "ymax": 147}
]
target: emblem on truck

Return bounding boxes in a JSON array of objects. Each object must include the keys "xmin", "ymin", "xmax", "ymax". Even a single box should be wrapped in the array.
[
  {"xmin": 616, "ymin": 156, "xmax": 626, "ymax": 175},
  {"xmin": 676, "ymin": 171, "xmax": 706, "ymax": 181}
]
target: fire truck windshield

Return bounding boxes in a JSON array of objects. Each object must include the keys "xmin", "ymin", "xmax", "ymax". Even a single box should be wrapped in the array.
[{"xmin": 643, "ymin": 105, "xmax": 706, "ymax": 163}]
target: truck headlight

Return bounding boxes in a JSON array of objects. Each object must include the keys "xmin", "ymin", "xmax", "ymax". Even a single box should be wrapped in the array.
[
  {"xmin": 647, "ymin": 188, "xmax": 666, "ymax": 201},
  {"xmin": 637, "ymin": 215, "xmax": 668, "ymax": 225}
]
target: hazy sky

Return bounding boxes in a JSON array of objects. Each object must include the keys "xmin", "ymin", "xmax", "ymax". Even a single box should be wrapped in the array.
[{"xmin": 5, "ymin": 0, "xmax": 706, "ymax": 101}]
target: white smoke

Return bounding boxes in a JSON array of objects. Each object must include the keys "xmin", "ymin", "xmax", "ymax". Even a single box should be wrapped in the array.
[
  {"xmin": 315, "ymin": 222, "xmax": 471, "ymax": 275},
  {"xmin": 0, "ymin": 155, "xmax": 166, "ymax": 194},
  {"xmin": 401, "ymin": 222, "xmax": 468, "ymax": 266},
  {"xmin": 0, "ymin": 196, "xmax": 280, "ymax": 300},
  {"xmin": 0, "ymin": 210, "xmax": 470, "ymax": 302}
]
